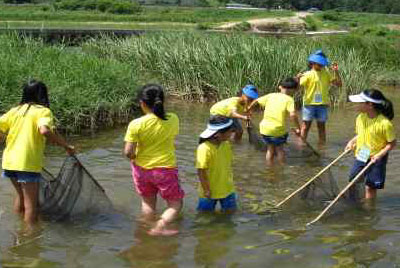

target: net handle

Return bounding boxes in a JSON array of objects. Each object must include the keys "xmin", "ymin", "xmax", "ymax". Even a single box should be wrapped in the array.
[
  {"xmin": 306, "ymin": 160, "xmax": 374, "ymax": 226},
  {"xmin": 275, "ymin": 149, "xmax": 351, "ymax": 208}
]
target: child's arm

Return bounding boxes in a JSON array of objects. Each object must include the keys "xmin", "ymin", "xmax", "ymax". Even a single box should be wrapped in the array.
[
  {"xmin": 331, "ymin": 63, "xmax": 342, "ymax": 87},
  {"xmin": 124, "ymin": 141, "xmax": 137, "ymax": 160},
  {"xmin": 289, "ymin": 111, "xmax": 301, "ymax": 135},
  {"xmin": 197, "ymin": 169, "xmax": 211, "ymax": 198},
  {"xmin": 246, "ymin": 99, "xmax": 259, "ymax": 113},
  {"xmin": 371, "ymin": 140, "xmax": 396, "ymax": 163},
  {"xmin": 230, "ymin": 110, "xmax": 250, "ymax": 121},
  {"xmin": 345, "ymin": 135, "xmax": 358, "ymax": 151},
  {"xmin": 39, "ymin": 126, "xmax": 75, "ymax": 155}
]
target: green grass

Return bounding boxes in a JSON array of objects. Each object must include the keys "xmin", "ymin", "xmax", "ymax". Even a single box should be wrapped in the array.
[
  {"xmin": 0, "ymin": 4, "xmax": 294, "ymax": 24},
  {"xmin": 0, "ymin": 34, "xmax": 138, "ymax": 132},
  {"xmin": 1, "ymin": 32, "xmax": 399, "ymax": 132}
]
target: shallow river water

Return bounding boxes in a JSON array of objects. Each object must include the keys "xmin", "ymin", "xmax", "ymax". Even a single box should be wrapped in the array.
[{"xmin": 1, "ymin": 88, "xmax": 400, "ymax": 267}]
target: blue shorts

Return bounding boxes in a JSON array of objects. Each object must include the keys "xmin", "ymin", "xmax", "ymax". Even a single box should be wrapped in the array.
[
  {"xmin": 349, "ymin": 154, "xmax": 388, "ymax": 189},
  {"xmin": 197, "ymin": 192, "xmax": 237, "ymax": 212},
  {"xmin": 2, "ymin": 170, "xmax": 42, "ymax": 183},
  {"xmin": 302, "ymin": 105, "xmax": 328, "ymax": 122},
  {"xmin": 261, "ymin": 133, "xmax": 288, "ymax": 146}
]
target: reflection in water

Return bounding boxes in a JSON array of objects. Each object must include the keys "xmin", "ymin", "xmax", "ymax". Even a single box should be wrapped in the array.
[
  {"xmin": 120, "ymin": 223, "xmax": 180, "ymax": 268},
  {"xmin": 194, "ymin": 214, "xmax": 236, "ymax": 267},
  {"xmin": 0, "ymin": 87, "xmax": 400, "ymax": 266}
]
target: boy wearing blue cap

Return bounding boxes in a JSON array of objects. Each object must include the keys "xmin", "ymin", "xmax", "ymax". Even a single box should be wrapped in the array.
[
  {"xmin": 210, "ymin": 85, "xmax": 258, "ymax": 142},
  {"xmin": 298, "ymin": 51, "xmax": 342, "ymax": 145}
]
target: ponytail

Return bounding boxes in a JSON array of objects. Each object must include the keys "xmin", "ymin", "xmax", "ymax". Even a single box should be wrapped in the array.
[
  {"xmin": 363, "ymin": 89, "xmax": 394, "ymax": 120},
  {"xmin": 138, "ymin": 84, "xmax": 167, "ymax": 120}
]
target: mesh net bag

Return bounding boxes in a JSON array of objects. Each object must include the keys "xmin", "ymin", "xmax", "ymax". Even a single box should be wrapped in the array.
[{"xmin": 39, "ymin": 156, "xmax": 113, "ymax": 221}]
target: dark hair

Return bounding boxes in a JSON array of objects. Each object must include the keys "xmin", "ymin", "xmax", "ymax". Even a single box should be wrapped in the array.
[
  {"xmin": 279, "ymin": 77, "xmax": 298, "ymax": 89},
  {"xmin": 138, "ymin": 84, "xmax": 167, "ymax": 120},
  {"xmin": 199, "ymin": 115, "xmax": 233, "ymax": 144},
  {"xmin": 20, "ymin": 80, "xmax": 50, "ymax": 108},
  {"xmin": 363, "ymin": 89, "xmax": 394, "ymax": 120}
]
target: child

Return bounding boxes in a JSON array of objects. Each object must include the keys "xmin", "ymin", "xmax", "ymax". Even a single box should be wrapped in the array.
[
  {"xmin": 298, "ymin": 51, "xmax": 342, "ymax": 145},
  {"xmin": 345, "ymin": 89, "xmax": 396, "ymax": 200},
  {"xmin": 209, "ymin": 85, "xmax": 258, "ymax": 141},
  {"xmin": 196, "ymin": 116, "xmax": 236, "ymax": 212},
  {"xmin": 124, "ymin": 84, "xmax": 184, "ymax": 236},
  {"xmin": 0, "ymin": 80, "xmax": 75, "ymax": 226},
  {"xmin": 248, "ymin": 78, "xmax": 301, "ymax": 165}
]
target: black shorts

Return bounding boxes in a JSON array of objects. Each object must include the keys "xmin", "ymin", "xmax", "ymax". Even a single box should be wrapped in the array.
[{"xmin": 349, "ymin": 154, "xmax": 388, "ymax": 189}]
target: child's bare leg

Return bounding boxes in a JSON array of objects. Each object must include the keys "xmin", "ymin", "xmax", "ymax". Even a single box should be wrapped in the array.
[
  {"xmin": 276, "ymin": 145, "xmax": 285, "ymax": 165},
  {"xmin": 21, "ymin": 182, "xmax": 39, "ymax": 225},
  {"xmin": 365, "ymin": 186, "xmax": 377, "ymax": 199},
  {"xmin": 317, "ymin": 122, "xmax": 326, "ymax": 145},
  {"xmin": 301, "ymin": 121, "xmax": 312, "ymax": 141},
  {"xmin": 233, "ymin": 129, "xmax": 243, "ymax": 142},
  {"xmin": 266, "ymin": 145, "xmax": 275, "ymax": 165},
  {"xmin": 150, "ymin": 199, "xmax": 182, "ymax": 236},
  {"xmin": 141, "ymin": 195, "xmax": 157, "ymax": 220},
  {"xmin": 10, "ymin": 179, "xmax": 24, "ymax": 215}
]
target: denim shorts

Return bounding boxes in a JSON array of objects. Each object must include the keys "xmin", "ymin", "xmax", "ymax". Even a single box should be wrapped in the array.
[
  {"xmin": 261, "ymin": 133, "xmax": 288, "ymax": 146},
  {"xmin": 197, "ymin": 192, "xmax": 237, "ymax": 212},
  {"xmin": 2, "ymin": 170, "xmax": 42, "ymax": 183},
  {"xmin": 349, "ymin": 154, "xmax": 388, "ymax": 189},
  {"xmin": 302, "ymin": 105, "xmax": 328, "ymax": 122}
]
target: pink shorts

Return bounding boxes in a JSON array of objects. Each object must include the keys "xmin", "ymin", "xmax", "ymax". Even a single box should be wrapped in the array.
[{"xmin": 131, "ymin": 164, "xmax": 185, "ymax": 200}]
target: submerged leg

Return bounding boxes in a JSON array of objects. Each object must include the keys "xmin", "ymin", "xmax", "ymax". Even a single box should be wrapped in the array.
[
  {"xmin": 233, "ymin": 129, "xmax": 243, "ymax": 142},
  {"xmin": 266, "ymin": 145, "xmax": 275, "ymax": 165},
  {"xmin": 10, "ymin": 179, "xmax": 24, "ymax": 215},
  {"xmin": 316, "ymin": 122, "xmax": 326, "ymax": 146},
  {"xmin": 149, "ymin": 199, "xmax": 183, "ymax": 236},
  {"xmin": 300, "ymin": 121, "xmax": 312, "ymax": 141},
  {"xmin": 141, "ymin": 195, "xmax": 157, "ymax": 220},
  {"xmin": 21, "ymin": 182, "xmax": 39, "ymax": 225},
  {"xmin": 365, "ymin": 185, "xmax": 377, "ymax": 199},
  {"xmin": 275, "ymin": 145, "xmax": 285, "ymax": 165}
]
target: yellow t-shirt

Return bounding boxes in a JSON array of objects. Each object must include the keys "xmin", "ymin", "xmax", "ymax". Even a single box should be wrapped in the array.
[
  {"xmin": 355, "ymin": 113, "xmax": 396, "ymax": 157},
  {"xmin": 300, "ymin": 69, "xmax": 333, "ymax": 105},
  {"xmin": 124, "ymin": 113, "xmax": 179, "ymax": 169},
  {"xmin": 210, "ymin": 97, "xmax": 244, "ymax": 117},
  {"xmin": 195, "ymin": 141, "xmax": 234, "ymax": 199},
  {"xmin": 0, "ymin": 104, "xmax": 54, "ymax": 172},
  {"xmin": 257, "ymin": 93, "xmax": 295, "ymax": 137}
]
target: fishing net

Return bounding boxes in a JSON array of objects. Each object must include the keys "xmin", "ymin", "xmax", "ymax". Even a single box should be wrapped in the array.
[
  {"xmin": 299, "ymin": 168, "xmax": 340, "ymax": 202},
  {"xmin": 39, "ymin": 156, "xmax": 113, "ymax": 221}
]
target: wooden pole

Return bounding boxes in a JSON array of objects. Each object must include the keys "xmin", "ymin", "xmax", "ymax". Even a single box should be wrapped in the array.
[
  {"xmin": 306, "ymin": 160, "xmax": 374, "ymax": 226},
  {"xmin": 275, "ymin": 149, "xmax": 351, "ymax": 208}
]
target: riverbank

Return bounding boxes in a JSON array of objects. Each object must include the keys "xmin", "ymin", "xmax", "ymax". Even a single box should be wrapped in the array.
[{"xmin": 0, "ymin": 32, "xmax": 399, "ymax": 132}]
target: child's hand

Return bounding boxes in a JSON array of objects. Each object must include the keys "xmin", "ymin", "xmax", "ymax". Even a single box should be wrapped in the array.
[
  {"xmin": 204, "ymin": 190, "xmax": 211, "ymax": 199},
  {"xmin": 345, "ymin": 140, "xmax": 355, "ymax": 151},
  {"xmin": 65, "ymin": 145, "xmax": 75, "ymax": 155},
  {"xmin": 331, "ymin": 62, "xmax": 339, "ymax": 71}
]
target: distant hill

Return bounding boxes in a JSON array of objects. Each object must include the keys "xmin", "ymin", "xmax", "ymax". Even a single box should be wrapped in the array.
[{"xmin": 235, "ymin": 0, "xmax": 400, "ymax": 14}]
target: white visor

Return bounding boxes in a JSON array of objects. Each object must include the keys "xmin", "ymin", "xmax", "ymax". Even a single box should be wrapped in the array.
[
  {"xmin": 349, "ymin": 92, "xmax": 384, "ymax": 104},
  {"xmin": 200, "ymin": 120, "xmax": 233, "ymax": 139}
]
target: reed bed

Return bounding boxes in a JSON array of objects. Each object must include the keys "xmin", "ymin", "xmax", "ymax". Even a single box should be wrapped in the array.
[
  {"xmin": 85, "ymin": 32, "xmax": 396, "ymax": 103},
  {"xmin": 0, "ymin": 34, "xmax": 137, "ymax": 132},
  {"xmin": 0, "ymin": 32, "xmax": 398, "ymax": 132}
]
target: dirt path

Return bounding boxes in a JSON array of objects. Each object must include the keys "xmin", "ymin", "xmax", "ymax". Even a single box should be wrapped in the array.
[{"xmin": 216, "ymin": 11, "xmax": 311, "ymax": 31}]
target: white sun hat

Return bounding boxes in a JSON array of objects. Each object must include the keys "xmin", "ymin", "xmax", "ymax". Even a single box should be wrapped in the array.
[
  {"xmin": 200, "ymin": 119, "xmax": 234, "ymax": 139},
  {"xmin": 349, "ymin": 91, "xmax": 384, "ymax": 104}
]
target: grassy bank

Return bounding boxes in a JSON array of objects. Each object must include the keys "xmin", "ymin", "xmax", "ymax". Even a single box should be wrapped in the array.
[
  {"xmin": 0, "ymin": 4, "xmax": 293, "ymax": 24},
  {"xmin": 0, "ymin": 32, "xmax": 399, "ymax": 132},
  {"xmin": 0, "ymin": 34, "xmax": 137, "ymax": 132}
]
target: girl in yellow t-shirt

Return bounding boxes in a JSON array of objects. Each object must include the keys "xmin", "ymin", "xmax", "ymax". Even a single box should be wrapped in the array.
[
  {"xmin": 196, "ymin": 116, "xmax": 236, "ymax": 212},
  {"xmin": 346, "ymin": 89, "xmax": 396, "ymax": 200},
  {"xmin": 209, "ymin": 85, "xmax": 258, "ymax": 142},
  {"xmin": 124, "ymin": 84, "xmax": 184, "ymax": 236},
  {"xmin": 0, "ymin": 80, "xmax": 75, "ymax": 226}
]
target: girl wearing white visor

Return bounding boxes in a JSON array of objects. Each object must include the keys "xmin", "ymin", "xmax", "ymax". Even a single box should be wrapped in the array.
[{"xmin": 345, "ymin": 89, "xmax": 396, "ymax": 200}]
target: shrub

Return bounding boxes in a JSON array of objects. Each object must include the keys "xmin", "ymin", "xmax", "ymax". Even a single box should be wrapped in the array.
[{"xmin": 322, "ymin": 11, "xmax": 341, "ymax": 21}]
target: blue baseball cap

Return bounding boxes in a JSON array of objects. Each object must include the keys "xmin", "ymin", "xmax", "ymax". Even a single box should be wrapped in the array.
[
  {"xmin": 242, "ymin": 85, "xmax": 258, "ymax": 99},
  {"xmin": 308, "ymin": 54, "xmax": 330, "ymax": 67}
]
